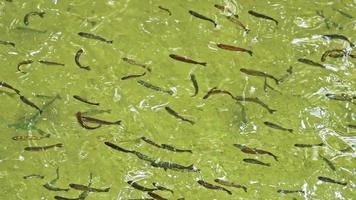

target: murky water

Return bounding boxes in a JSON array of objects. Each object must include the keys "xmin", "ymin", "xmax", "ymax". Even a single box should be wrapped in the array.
[{"xmin": 0, "ymin": 0, "xmax": 355, "ymax": 199}]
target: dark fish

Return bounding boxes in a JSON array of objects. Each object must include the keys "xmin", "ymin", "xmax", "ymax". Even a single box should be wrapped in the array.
[
  {"xmin": 298, "ymin": 58, "xmax": 325, "ymax": 68},
  {"xmin": 73, "ymin": 95, "xmax": 100, "ymax": 106},
  {"xmin": 141, "ymin": 137, "xmax": 162, "ymax": 148},
  {"xmin": 233, "ymin": 144, "xmax": 278, "ymax": 161},
  {"xmin": 203, "ymin": 87, "xmax": 235, "ymax": 100},
  {"xmin": 264, "ymin": 78, "xmax": 281, "ymax": 94},
  {"xmin": 197, "ymin": 180, "xmax": 232, "ymax": 195},
  {"xmin": 12, "ymin": 134, "xmax": 50, "ymax": 141},
  {"xmin": 240, "ymin": 68, "xmax": 279, "ymax": 84},
  {"xmin": 248, "ymin": 10, "xmax": 278, "ymax": 25},
  {"xmin": 23, "ymin": 174, "xmax": 45, "ymax": 179},
  {"xmin": 19, "ymin": 95, "xmax": 42, "ymax": 113},
  {"xmin": 161, "ymin": 144, "xmax": 192, "ymax": 153},
  {"xmin": 294, "ymin": 143, "xmax": 324, "ymax": 148},
  {"xmin": 214, "ymin": 179, "xmax": 247, "ymax": 192},
  {"xmin": 347, "ymin": 124, "xmax": 356, "ymax": 129},
  {"xmin": 76, "ymin": 112, "xmax": 102, "ymax": 130},
  {"xmin": 17, "ymin": 60, "xmax": 34, "ymax": 73},
  {"xmin": 78, "ymin": 32, "xmax": 113, "ymax": 44},
  {"xmin": 322, "ymin": 34, "xmax": 354, "ymax": 47},
  {"xmin": 214, "ymin": 4, "xmax": 239, "ymax": 19},
  {"xmin": 121, "ymin": 72, "xmax": 146, "ymax": 80},
  {"xmin": 217, "ymin": 44, "xmax": 252, "ymax": 56},
  {"xmin": 264, "ymin": 121, "xmax": 293, "ymax": 133},
  {"xmin": 24, "ymin": 143, "xmax": 63, "ymax": 151},
  {"xmin": 127, "ymin": 181, "xmax": 157, "ymax": 192},
  {"xmin": 152, "ymin": 182, "xmax": 174, "ymax": 194},
  {"xmin": 321, "ymin": 49, "xmax": 345, "ymax": 62},
  {"xmin": 137, "ymin": 80, "xmax": 173, "ymax": 95},
  {"xmin": 333, "ymin": 8, "xmax": 353, "ymax": 19},
  {"xmin": 104, "ymin": 142, "xmax": 135, "ymax": 154},
  {"xmin": 226, "ymin": 16, "xmax": 249, "ymax": 32},
  {"xmin": 318, "ymin": 176, "xmax": 347, "ymax": 186},
  {"xmin": 54, "ymin": 196, "xmax": 79, "ymax": 200},
  {"xmin": 235, "ymin": 96, "xmax": 277, "ymax": 114},
  {"xmin": 122, "ymin": 58, "xmax": 151, "ymax": 72},
  {"xmin": 325, "ymin": 93, "xmax": 354, "ymax": 103},
  {"xmin": 0, "ymin": 81, "xmax": 20, "ymax": 94},
  {"xmin": 24, "ymin": 11, "xmax": 45, "ymax": 26},
  {"xmin": 75, "ymin": 48, "xmax": 90, "ymax": 70},
  {"xmin": 69, "ymin": 183, "xmax": 110, "ymax": 192},
  {"xmin": 190, "ymin": 74, "xmax": 199, "ymax": 97},
  {"xmin": 147, "ymin": 192, "xmax": 168, "ymax": 200},
  {"xmin": 165, "ymin": 106, "xmax": 195, "ymax": 125},
  {"xmin": 319, "ymin": 154, "xmax": 336, "ymax": 171},
  {"xmin": 81, "ymin": 115, "xmax": 121, "ymax": 126},
  {"xmin": 243, "ymin": 158, "xmax": 270, "ymax": 166},
  {"xmin": 15, "ymin": 26, "xmax": 47, "ymax": 33},
  {"xmin": 158, "ymin": 6, "xmax": 172, "ymax": 16},
  {"xmin": 150, "ymin": 161, "xmax": 198, "ymax": 172},
  {"xmin": 188, "ymin": 10, "xmax": 217, "ymax": 27},
  {"xmin": 0, "ymin": 40, "xmax": 15, "ymax": 47},
  {"xmin": 277, "ymin": 189, "xmax": 304, "ymax": 194},
  {"xmin": 38, "ymin": 60, "xmax": 65, "ymax": 66},
  {"xmin": 43, "ymin": 183, "xmax": 70, "ymax": 192},
  {"xmin": 169, "ymin": 54, "xmax": 206, "ymax": 66}
]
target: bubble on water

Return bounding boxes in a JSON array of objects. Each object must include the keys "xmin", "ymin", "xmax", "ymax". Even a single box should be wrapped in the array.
[{"xmin": 18, "ymin": 155, "xmax": 24, "ymax": 161}]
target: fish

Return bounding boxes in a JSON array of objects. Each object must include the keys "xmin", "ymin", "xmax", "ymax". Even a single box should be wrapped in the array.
[
  {"xmin": 161, "ymin": 144, "xmax": 193, "ymax": 153},
  {"xmin": 214, "ymin": 4, "xmax": 239, "ymax": 19},
  {"xmin": 169, "ymin": 54, "xmax": 206, "ymax": 66},
  {"xmin": 137, "ymin": 80, "xmax": 173, "ymax": 95},
  {"xmin": 75, "ymin": 48, "xmax": 90, "ymax": 70},
  {"xmin": 78, "ymin": 32, "xmax": 113, "ymax": 44},
  {"xmin": 197, "ymin": 180, "xmax": 232, "ymax": 195},
  {"xmin": 73, "ymin": 95, "xmax": 100, "ymax": 106},
  {"xmin": 15, "ymin": 26, "xmax": 47, "ymax": 33},
  {"xmin": 17, "ymin": 60, "xmax": 34, "ymax": 73},
  {"xmin": 243, "ymin": 158, "xmax": 270, "ymax": 166},
  {"xmin": 347, "ymin": 124, "xmax": 356, "ymax": 129},
  {"xmin": 122, "ymin": 58, "xmax": 152, "ymax": 72},
  {"xmin": 277, "ymin": 189, "xmax": 304, "ymax": 194},
  {"xmin": 203, "ymin": 87, "xmax": 235, "ymax": 100},
  {"xmin": 24, "ymin": 11, "xmax": 45, "ymax": 25},
  {"xmin": 147, "ymin": 192, "xmax": 168, "ymax": 200},
  {"xmin": 127, "ymin": 181, "xmax": 157, "ymax": 192},
  {"xmin": 318, "ymin": 176, "xmax": 347, "ymax": 186},
  {"xmin": 298, "ymin": 58, "xmax": 325, "ymax": 68},
  {"xmin": 240, "ymin": 68, "xmax": 279, "ymax": 84},
  {"xmin": 322, "ymin": 34, "xmax": 354, "ymax": 47},
  {"xmin": 12, "ymin": 134, "xmax": 50, "ymax": 141},
  {"xmin": 226, "ymin": 16, "xmax": 249, "ymax": 32},
  {"xmin": 54, "ymin": 196, "xmax": 78, "ymax": 200},
  {"xmin": 141, "ymin": 137, "xmax": 162, "ymax": 148},
  {"xmin": 165, "ymin": 106, "xmax": 195, "ymax": 125},
  {"xmin": 152, "ymin": 182, "xmax": 174, "ymax": 194},
  {"xmin": 150, "ymin": 161, "xmax": 198, "ymax": 172},
  {"xmin": 214, "ymin": 179, "xmax": 247, "ymax": 192},
  {"xmin": 190, "ymin": 74, "xmax": 199, "ymax": 97},
  {"xmin": 121, "ymin": 72, "xmax": 146, "ymax": 80},
  {"xmin": 158, "ymin": 6, "xmax": 172, "ymax": 16},
  {"xmin": 80, "ymin": 115, "xmax": 121, "ymax": 126},
  {"xmin": 325, "ymin": 93, "xmax": 355, "ymax": 103},
  {"xmin": 319, "ymin": 154, "xmax": 336, "ymax": 171},
  {"xmin": 69, "ymin": 183, "xmax": 110, "ymax": 192},
  {"xmin": 188, "ymin": 10, "xmax": 217, "ymax": 27},
  {"xmin": 264, "ymin": 121, "xmax": 293, "ymax": 133},
  {"xmin": 0, "ymin": 40, "xmax": 15, "ymax": 47},
  {"xmin": 24, "ymin": 143, "xmax": 63, "ymax": 151},
  {"xmin": 0, "ymin": 81, "xmax": 20, "ymax": 94},
  {"xmin": 23, "ymin": 174, "xmax": 45, "ymax": 179},
  {"xmin": 217, "ymin": 44, "xmax": 252, "ymax": 56},
  {"xmin": 38, "ymin": 60, "xmax": 65, "ymax": 66},
  {"xmin": 76, "ymin": 112, "xmax": 102, "ymax": 130},
  {"xmin": 235, "ymin": 96, "xmax": 277, "ymax": 114},
  {"xmin": 321, "ymin": 49, "xmax": 345, "ymax": 62},
  {"xmin": 233, "ymin": 144, "xmax": 278, "ymax": 161},
  {"xmin": 43, "ymin": 183, "xmax": 70, "ymax": 192},
  {"xmin": 248, "ymin": 10, "xmax": 278, "ymax": 25},
  {"xmin": 332, "ymin": 8, "xmax": 353, "ymax": 19},
  {"xmin": 19, "ymin": 95, "xmax": 42, "ymax": 113},
  {"xmin": 104, "ymin": 142, "xmax": 135, "ymax": 154},
  {"xmin": 294, "ymin": 143, "xmax": 324, "ymax": 148}
]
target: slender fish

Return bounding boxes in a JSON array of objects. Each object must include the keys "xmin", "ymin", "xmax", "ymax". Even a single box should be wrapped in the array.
[
  {"xmin": 233, "ymin": 144, "xmax": 278, "ymax": 161},
  {"xmin": 23, "ymin": 174, "xmax": 45, "ymax": 179},
  {"xmin": 137, "ymin": 80, "xmax": 173, "ymax": 95},
  {"xmin": 214, "ymin": 179, "xmax": 247, "ymax": 192},
  {"xmin": 75, "ymin": 48, "xmax": 90, "ymax": 70},
  {"xmin": 12, "ymin": 134, "xmax": 49, "ymax": 141},
  {"xmin": 322, "ymin": 34, "xmax": 354, "ymax": 47},
  {"xmin": 197, "ymin": 180, "xmax": 232, "ymax": 195},
  {"xmin": 78, "ymin": 32, "xmax": 113, "ymax": 44},
  {"xmin": 294, "ymin": 143, "xmax": 324, "ymax": 148},
  {"xmin": 127, "ymin": 181, "xmax": 157, "ymax": 192},
  {"xmin": 243, "ymin": 158, "xmax": 270, "ymax": 166},
  {"xmin": 264, "ymin": 121, "xmax": 293, "ymax": 133},
  {"xmin": 318, "ymin": 176, "xmax": 347, "ymax": 186},
  {"xmin": 189, "ymin": 10, "xmax": 217, "ymax": 27},
  {"xmin": 248, "ymin": 10, "xmax": 278, "ymax": 25},
  {"xmin": 298, "ymin": 58, "xmax": 325, "ymax": 68},
  {"xmin": 158, "ymin": 6, "xmax": 172, "ymax": 16},
  {"xmin": 226, "ymin": 16, "xmax": 249, "ymax": 32},
  {"xmin": 19, "ymin": 95, "xmax": 42, "ymax": 113},
  {"xmin": 235, "ymin": 96, "xmax": 277, "ymax": 114},
  {"xmin": 121, "ymin": 72, "xmax": 146, "ymax": 80},
  {"xmin": 80, "ymin": 115, "xmax": 121, "ymax": 126},
  {"xmin": 24, "ymin": 143, "xmax": 63, "ymax": 151},
  {"xmin": 321, "ymin": 49, "xmax": 345, "ymax": 62},
  {"xmin": 214, "ymin": 4, "xmax": 239, "ymax": 19},
  {"xmin": 0, "ymin": 81, "xmax": 20, "ymax": 94},
  {"xmin": 169, "ymin": 54, "xmax": 206, "ymax": 66},
  {"xmin": 148, "ymin": 192, "xmax": 168, "ymax": 200},
  {"xmin": 190, "ymin": 74, "xmax": 199, "ymax": 97},
  {"xmin": 319, "ymin": 154, "xmax": 336, "ymax": 171},
  {"xmin": 152, "ymin": 182, "xmax": 174, "ymax": 194},
  {"xmin": 122, "ymin": 57, "xmax": 152, "ymax": 72},
  {"xmin": 277, "ymin": 189, "xmax": 304, "ymax": 194},
  {"xmin": 24, "ymin": 11, "xmax": 45, "ymax": 26},
  {"xmin": 38, "ymin": 60, "xmax": 65, "ymax": 66},
  {"xmin": 69, "ymin": 183, "xmax": 110, "ymax": 192},
  {"xmin": 217, "ymin": 44, "xmax": 252, "ymax": 56},
  {"xmin": 76, "ymin": 112, "xmax": 102, "ymax": 130},
  {"xmin": 150, "ymin": 160, "xmax": 198, "ymax": 172},
  {"xmin": 347, "ymin": 124, "xmax": 356, "ymax": 129},
  {"xmin": 73, "ymin": 95, "xmax": 99, "ymax": 106},
  {"xmin": 165, "ymin": 106, "xmax": 195, "ymax": 125},
  {"xmin": 161, "ymin": 144, "xmax": 193, "ymax": 153},
  {"xmin": 240, "ymin": 68, "xmax": 279, "ymax": 84},
  {"xmin": 17, "ymin": 60, "xmax": 34, "ymax": 73},
  {"xmin": 0, "ymin": 40, "xmax": 15, "ymax": 47}
]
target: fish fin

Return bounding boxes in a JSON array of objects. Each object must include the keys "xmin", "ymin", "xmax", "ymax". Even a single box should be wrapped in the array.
[
  {"xmin": 288, "ymin": 129, "xmax": 293, "ymax": 133},
  {"xmin": 199, "ymin": 62, "xmax": 207, "ymax": 66}
]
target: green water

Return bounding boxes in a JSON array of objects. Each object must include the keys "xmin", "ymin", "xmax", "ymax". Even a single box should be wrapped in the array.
[{"xmin": 0, "ymin": 0, "xmax": 355, "ymax": 199}]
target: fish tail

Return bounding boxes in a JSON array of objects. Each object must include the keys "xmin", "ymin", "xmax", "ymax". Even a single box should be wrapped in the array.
[
  {"xmin": 55, "ymin": 143, "xmax": 63, "ymax": 148},
  {"xmin": 223, "ymin": 188, "xmax": 232, "ymax": 195},
  {"xmin": 199, "ymin": 62, "xmax": 207, "ymax": 66},
  {"xmin": 107, "ymin": 40, "xmax": 113, "ymax": 44},
  {"xmin": 269, "ymin": 109, "xmax": 277, "ymax": 114},
  {"xmin": 287, "ymin": 129, "xmax": 293, "ymax": 133},
  {"xmin": 115, "ymin": 120, "xmax": 122, "ymax": 125}
]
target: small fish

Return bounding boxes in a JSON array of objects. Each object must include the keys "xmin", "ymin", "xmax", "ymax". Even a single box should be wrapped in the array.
[
  {"xmin": 73, "ymin": 95, "xmax": 99, "ymax": 106},
  {"xmin": 80, "ymin": 115, "xmax": 121, "ymax": 126},
  {"xmin": 321, "ymin": 49, "xmax": 345, "ymax": 62},
  {"xmin": 169, "ymin": 54, "xmax": 206, "ymax": 66},
  {"xmin": 165, "ymin": 106, "xmax": 195, "ymax": 125},
  {"xmin": 347, "ymin": 124, "xmax": 356, "ymax": 129},
  {"xmin": 137, "ymin": 80, "xmax": 173, "ymax": 95},
  {"xmin": 190, "ymin": 74, "xmax": 199, "ymax": 97},
  {"xmin": 226, "ymin": 16, "xmax": 249, "ymax": 32},
  {"xmin": 203, "ymin": 87, "xmax": 236, "ymax": 100},
  {"xmin": 319, "ymin": 154, "xmax": 336, "ymax": 171},
  {"xmin": 122, "ymin": 58, "xmax": 151, "ymax": 72},
  {"xmin": 322, "ymin": 34, "xmax": 354, "ymax": 47},
  {"xmin": 197, "ymin": 180, "xmax": 232, "ymax": 195},
  {"xmin": 240, "ymin": 68, "xmax": 279, "ymax": 84},
  {"xmin": 76, "ymin": 112, "xmax": 102, "ymax": 130},
  {"xmin": 15, "ymin": 26, "xmax": 47, "ymax": 33},
  {"xmin": 0, "ymin": 40, "xmax": 15, "ymax": 47},
  {"xmin": 235, "ymin": 96, "xmax": 277, "ymax": 114},
  {"xmin": 161, "ymin": 144, "xmax": 193, "ymax": 153},
  {"xmin": 0, "ymin": 81, "xmax": 20, "ymax": 94},
  {"xmin": 12, "ymin": 134, "xmax": 50, "ymax": 141},
  {"xmin": 69, "ymin": 183, "xmax": 110, "ymax": 192},
  {"xmin": 214, "ymin": 4, "xmax": 239, "ymax": 19},
  {"xmin": 78, "ymin": 32, "xmax": 113, "ymax": 44},
  {"xmin": 43, "ymin": 183, "xmax": 70, "ymax": 192},
  {"xmin": 147, "ymin": 192, "xmax": 168, "ymax": 200},
  {"xmin": 332, "ymin": 8, "xmax": 353, "ymax": 19},
  {"xmin": 121, "ymin": 72, "xmax": 146, "ymax": 80},
  {"xmin": 17, "ymin": 60, "xmax": 34, "ymax": 73},
  {"xmin": 318, "ymin": 176, "xmax": 347, "ymax": 186},
  {"xmin": 150, "ymin": 161, "xmax": 198, "ymax": 172},
  {"xmin": 214, "ymin": 179, "xmax": 247, "ymax": 192},
  {"xmin": 277, "ymin": 189, "xmax": 304, "ymax": 194},
  {"xmin": 19, "ymin": 95, "xmax": 42, "ymax": 113},
  {"xmin": 248, "ymin": 10, "xmax": 278, "ymax": 25},
  {"xmin": 158, "ymin": 6, "xmax": 172, "ymax": 16},
  {"xmin": 243, "ymin": 158, "xmax": 270, "ymax": 166},
  {"xmin": 38, "ymin": 60, "xmax": 65, "ymax": 66},
  {"xmin": 127, "ymin": 181, "xmax": 157, "ymax": 192},
  {"xmin": 75, "ymin": 48, "xmax": 90, "ymax": 70},
  {"xmin": 24, "ymin": 11, "xmax": 45, "ymax": 26},
  {"xmin": 104, "ymin": 142, "xmax": 136, "ymax": 154},
  {"xmin": 325, "ymin": 93, "xmax": 354, "ymax": 103},
  {"xmin": 152, "ymin": 182, "xmax": 174, "ymax": 194},
  {"xmin": 54, "ymin": 196, "xmax": 79, "ymax": 200},
  {"xmin": 188, "ymin": 10, "xmax": 217, "ymax": 27},
  {"xmin": 24, "ymin": 143, "xmax": 63, "ymax": 151},
  {"xmin": 264, "ymin": 121, "xmax": 293, "ymax": 133},
  {"xmin": 298, "ymin": 58, "xmax": 325, "ymax": 68},
  {"xmin": 233, "ymin": 144, "xmax": 278, "ymax": 161},
  {"xmin": 23, "ymin": 174, "xmax": 45, "ymax": 179},
  {"xmin": 217, "ymin": 44, "xmax": 252, "ymax": 56},
  {"xmin": 294, "ymin": 143, "xmax": 324, "ymax": 148},
  {"xmin": 141, "ymin": 137, "xmax": 162, "ymax": 148}
]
